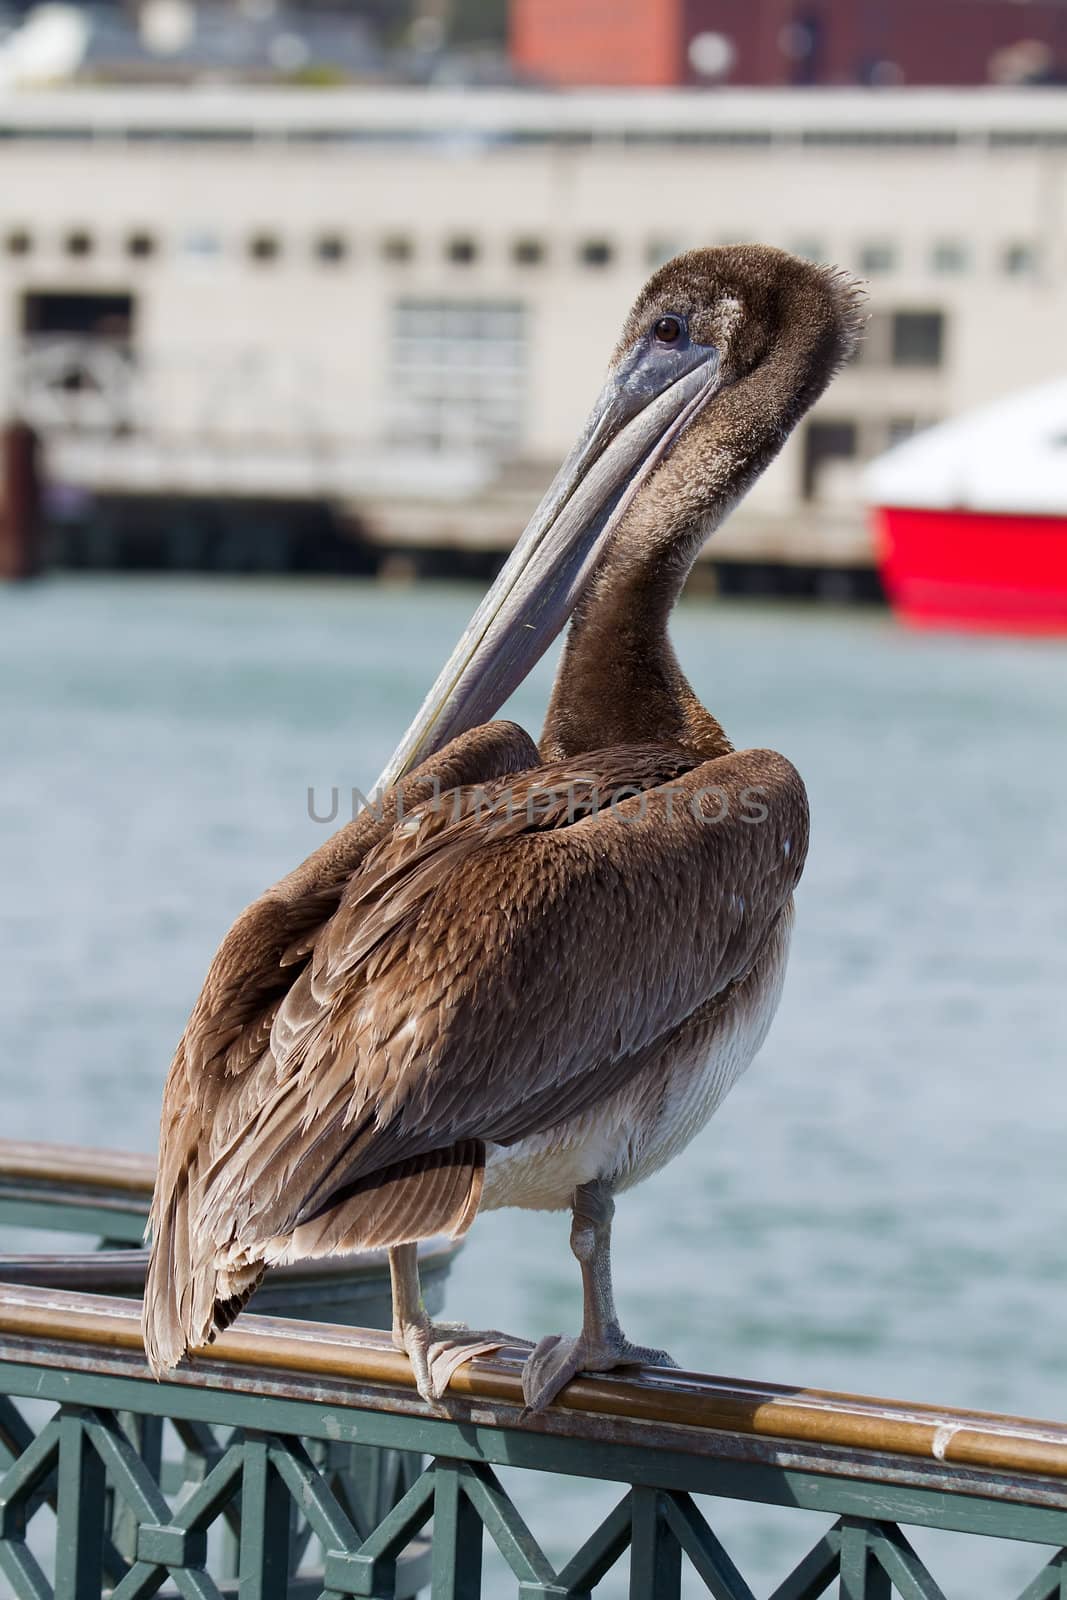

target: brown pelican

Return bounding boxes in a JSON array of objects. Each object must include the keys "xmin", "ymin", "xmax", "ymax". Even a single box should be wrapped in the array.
[{"xmin": 143, "ymin": 246, "xmax": 862, "ymax": 1412}]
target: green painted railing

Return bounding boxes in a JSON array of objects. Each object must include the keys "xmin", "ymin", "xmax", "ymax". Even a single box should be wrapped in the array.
[
  {"xmin": 0, "ymin": 1139, "xmax": 454, "ymax": 1597},
  {"xmin": 4, "ymin": 1142, "xmax": 1067, "ymax": 1598},
  {"xmin": 0, "ymin": 1142, "xmax": 155, "ymax": 1246}
]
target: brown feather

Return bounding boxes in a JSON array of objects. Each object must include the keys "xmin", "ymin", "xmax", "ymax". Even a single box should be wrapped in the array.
[
  {"xmin": 184, "ymin": 744, "xmax": 804, "ymax": 1252},
  {"xmin": 143, "ymin": 720, "xmax": 538, "ymax": 1375},
  {"xmin": 285, "ymin": 1142, "xmax": 485, "ymax": 1259}
]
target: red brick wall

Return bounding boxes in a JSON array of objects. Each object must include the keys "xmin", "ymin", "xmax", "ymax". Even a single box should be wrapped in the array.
[
  {"xmin": 510, "ymin": 0, "xmax": 682, "ymax": 87},
  {"xmin": 851, "ymin": 0, "xmax": 1067, "ymax": 87},
  {"xmin": 680, "ymin": 0, "xmax": 1067, "ymax": 86},
  {"xmin": 511, "ymin": 0, "xmax": 1067, "ymax": 87}
]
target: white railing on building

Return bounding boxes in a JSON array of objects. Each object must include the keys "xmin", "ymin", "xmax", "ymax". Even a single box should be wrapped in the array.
[{"xmin": 0, "ymin": 86, "xmax": 1062, "ymax": 148}]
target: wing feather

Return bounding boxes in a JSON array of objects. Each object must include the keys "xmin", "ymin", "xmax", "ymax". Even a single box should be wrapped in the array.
[
  {"xmin": 197, "ymin": 744, "xmax": 806, "ymax": 1249},
  {"xmin": 142, "ymin": 719, "xmax": 539, "ymax": 1374}
]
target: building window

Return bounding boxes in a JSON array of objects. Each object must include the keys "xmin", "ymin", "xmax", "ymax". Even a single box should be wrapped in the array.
[
  {"xmin": 22, "ymin": 290, "xmax": 134, "ymax": 339},
  {"xmin": 182, "ymin": 230, "xmax": 222, "ymax": 260},
  {"xmin": 383, "ymin": 234, "xmax": 413, "ymax": 264},
  {"xmin": 390, "ymin": 299, "xmax": 526, "ymax": 455},
  {"xmin": 314, "ymin": 233, "xmax": 347, "ymax": 264},
  {"xmin": 579, "ymin": 239, "xmax": 614, "ymax": 268},
  {"xmin": 18, "ymin": 291, "xmax": 137, "ymax": 434},
  {"xmin": 65, "ymin": 230, "xmax": 93, "ymax": 258},
  {"xmin": 5, "ymin": 229, "xmax": 32, "ymax": 257},
  {"xmin": 126, "ymin": 231, "xmax": 157, "ymax": 260},
  {"xmin": 249, "ymin": 232, "xmax": 281, "ymax": 263},
  {"xmin": 512, "ymin": 237, "xmax": 545, "ymax": 267},
  {"xmin": 891, "ymin": 311, "xmax": 944, "ymax": 368},
  {"xmin": 446, "ymin": 236, "xmax": 478, "ymax": 266},
  {"xmin": 931, "ymin": 240, "xmax": 968, "ymax": 275},
  {"xmin": 859, "ymin": 241, "xmax": 895, "ymax": 274},
  {"xmin": 1003, "ymin": 242, "xmax": 1038, "ymax": 278},
  {"xmin": 802, "ymin": 420, "xmax": 857, "ymax": 500}
]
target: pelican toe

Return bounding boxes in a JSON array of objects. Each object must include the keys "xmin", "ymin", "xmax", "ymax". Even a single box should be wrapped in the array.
[{"xmin": 520, "ymin": 1331, "xmax": 680, "ymax": 1416}]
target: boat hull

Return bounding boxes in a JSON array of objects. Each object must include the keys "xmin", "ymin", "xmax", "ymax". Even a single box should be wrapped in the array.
[{"xmin": 874, "ymin": 505, "xmax": 1067, "ymax": 634}]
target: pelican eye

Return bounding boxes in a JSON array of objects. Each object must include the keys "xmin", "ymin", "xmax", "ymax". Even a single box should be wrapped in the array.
[{"xmin": 653, "ymin": 315, "xmax": 684, "ymax": 344}]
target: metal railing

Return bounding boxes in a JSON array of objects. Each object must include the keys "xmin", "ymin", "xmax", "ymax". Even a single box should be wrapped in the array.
[
  {"xmin": 0, "ymin": 1139, "xmax": 454, "ymax": 1597},
  {"xmin": 0, "ymin": 1139, "xmax": 155, "ymax": 1244},
  {"xmin": 3, "ymin": 1141, "xmax": 1067, "ymax": 1598}
]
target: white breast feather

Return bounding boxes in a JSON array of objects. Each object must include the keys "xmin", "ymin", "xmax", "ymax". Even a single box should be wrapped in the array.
[{"xmin": 480, "ymin": 910, "xmax": 793, "ymax": 1213}]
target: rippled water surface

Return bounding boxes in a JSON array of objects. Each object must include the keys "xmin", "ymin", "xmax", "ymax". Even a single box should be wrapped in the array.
[{"xmin": 2, "ymin": 575, "xmax": 1066, "ymax": 1596}]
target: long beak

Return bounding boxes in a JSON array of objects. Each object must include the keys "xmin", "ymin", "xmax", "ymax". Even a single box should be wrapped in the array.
[{"xmin": 374, "ymin": 345, "xmax": 720, "ymax": 793}]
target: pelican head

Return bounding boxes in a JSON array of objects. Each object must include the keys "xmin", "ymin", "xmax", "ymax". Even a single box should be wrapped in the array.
[{"xmin": 376, "ymin": 245, "xmax": 863, "ymax": 792}]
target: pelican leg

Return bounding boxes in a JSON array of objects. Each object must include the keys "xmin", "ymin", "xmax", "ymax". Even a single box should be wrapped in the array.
[
  {"xmin": 388, "ymin": 1243, "xmax": 525, "ymax": 1406},
  {"xmin": 521, "ymin": 1180, "xmax": 678, "ymax": 1415}
]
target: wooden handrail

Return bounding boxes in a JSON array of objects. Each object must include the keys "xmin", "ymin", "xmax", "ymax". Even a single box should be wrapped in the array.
[
  {"xmin": 0, "ymin": 1139, "xmax": 155, "ymax": 1195},
  {"xmin": 2, "ymin": 1278, "xmax": 1067, "ymax": 1487},
  {"xmin": 5, "ymin": 1144, "xmax": 1067, "ymax": 1496}
]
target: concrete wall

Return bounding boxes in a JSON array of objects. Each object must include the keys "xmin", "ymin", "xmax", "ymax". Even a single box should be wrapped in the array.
[{"xmin": 0, "ymin": 89, "xmax": 1063, "ymax": 563}]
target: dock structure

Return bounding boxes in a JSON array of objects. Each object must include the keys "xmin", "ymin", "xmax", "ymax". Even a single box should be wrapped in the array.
[
  {"xmin": 2, "ymin": 1138, "xmax": 1067, "ymax": 1597},
  {"xmin": 0, "ymin": 423, "xmax": 41, "ymax": 580},
  {"xmin": 0, "ymin": 87, "xmax": 1064, "ymax": 579}
]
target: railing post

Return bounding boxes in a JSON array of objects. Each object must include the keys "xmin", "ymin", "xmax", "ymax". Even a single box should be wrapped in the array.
[
  {"xmin": 238, "ymin": 1435, "xmax": 290, "ymax": 1600},
  {"xmin": 838, "ymin": 1522, "xmax": 891, "ymax": 1600},
  {"xmin": 628, "ymin": 1488, "xmax": 681, "ymax": 1600},
  {"xmin": 431, "ymin": 1460, "xmax": 483, "ymax": 1599},
  {"xmin": 54, "ymin": 1410, "xmax": 106, "ymax": 1600},
  {"xmin": 110, "ymin": 1412, "xmax": 163, "ymax": 1564}
]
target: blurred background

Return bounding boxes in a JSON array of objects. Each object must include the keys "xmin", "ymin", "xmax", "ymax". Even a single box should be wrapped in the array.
[
  {"xmin": 0, "ymin": 0, "xmax": 1064, "ymax": 592},
  {"xmin": 2, "ymin": 3, "xmax": 1067, "ymax": 1594}
]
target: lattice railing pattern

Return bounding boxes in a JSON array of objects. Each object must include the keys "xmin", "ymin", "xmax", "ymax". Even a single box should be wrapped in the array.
[
  {"xmin": 3, "ymin": 1393, "xmax": 1067, "ymax": 1599},
  {"xmin": 7, "ymin": 1141, "xmax": 1067, "ymax": 1596},
  {"xmin": 0, "ymin": 1395, "xmax": 432, "ymax": 1600}
]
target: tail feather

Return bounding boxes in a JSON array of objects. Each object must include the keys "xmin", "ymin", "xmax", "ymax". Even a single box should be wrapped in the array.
[
  {"xmin": 209, "ymin": 1268, "xmax": 265, "ymax": 1337},
  {"xmin": 142, "ymin": 1170, "xmax": 197, "ymax": 1377},
  {"xmin": 141, "ymin": 1141, "xmax": 484, "ymax": 1375}
]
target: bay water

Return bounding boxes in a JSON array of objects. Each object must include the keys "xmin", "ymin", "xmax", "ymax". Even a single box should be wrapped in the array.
[{"xmin": 2, "ymin": 575, "xmax": 1066, "ymax": 1596}]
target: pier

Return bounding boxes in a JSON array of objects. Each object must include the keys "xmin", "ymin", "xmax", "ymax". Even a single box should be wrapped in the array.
[{"xmin": 3, "ymin": 1139, "xmax": 1067, "ymax": 1599}]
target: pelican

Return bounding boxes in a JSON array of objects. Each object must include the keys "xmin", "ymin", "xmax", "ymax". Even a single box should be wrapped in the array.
[{"xmin": 143, "ymin": 245, "xmax": 862, "ymax": 1412}]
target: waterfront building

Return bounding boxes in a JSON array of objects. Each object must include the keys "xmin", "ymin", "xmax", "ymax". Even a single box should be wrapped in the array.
[{"xmin": 0, "ymin": 86, "xmax": 1064, "ymax": 579}]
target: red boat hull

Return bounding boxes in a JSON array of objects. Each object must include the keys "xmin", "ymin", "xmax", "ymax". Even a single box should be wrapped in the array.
[{"xmin": 874, "ymin": 505, "xmax": 1067, "ymax": 634}]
